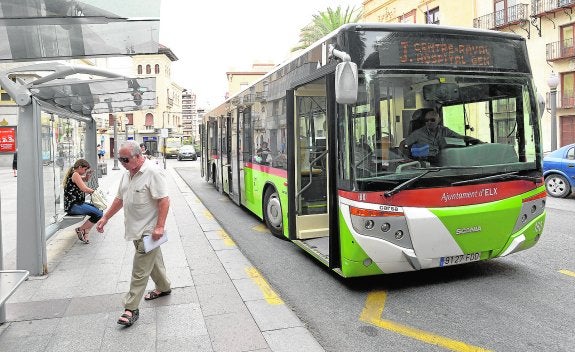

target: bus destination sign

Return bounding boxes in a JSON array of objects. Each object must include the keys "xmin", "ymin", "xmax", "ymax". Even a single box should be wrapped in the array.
[
  {"xmin": 371, "ymin": 33, "xmax": 522, "ymax": 71},
  {"xmin": 399, "ymin": 41, "xmax": 493, "ymax": 67}
]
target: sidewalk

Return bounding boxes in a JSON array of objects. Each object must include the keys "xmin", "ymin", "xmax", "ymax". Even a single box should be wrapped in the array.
[{"xmin": 0, "ymin": 159, "xmax": 325, "ymax": 352}]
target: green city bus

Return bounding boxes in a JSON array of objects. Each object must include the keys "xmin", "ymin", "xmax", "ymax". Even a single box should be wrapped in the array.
[{"xmin": 200, "ymin": 23, "xmax": 546, "ymax": 278}]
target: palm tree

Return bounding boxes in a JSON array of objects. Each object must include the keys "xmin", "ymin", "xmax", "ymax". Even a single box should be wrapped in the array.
[{"xmin": 292, "ymin": 5, "xmax": 362, "ymax": 52}]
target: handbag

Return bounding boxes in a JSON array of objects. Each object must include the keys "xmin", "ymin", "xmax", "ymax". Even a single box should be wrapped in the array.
[{"xmin": 91, "ymin": 188, "xmax": 108, "ymax": 210}]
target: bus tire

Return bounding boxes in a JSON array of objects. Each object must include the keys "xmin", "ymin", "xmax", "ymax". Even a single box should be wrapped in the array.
[{"xmin": 264, "ymin": 187, "xmax": 284, "ymax": 238}]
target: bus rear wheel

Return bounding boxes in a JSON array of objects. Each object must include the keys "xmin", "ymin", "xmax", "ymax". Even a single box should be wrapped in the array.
[{"xmin": 264, "ymin": 188, "xmax": 284, "ymax": 238}]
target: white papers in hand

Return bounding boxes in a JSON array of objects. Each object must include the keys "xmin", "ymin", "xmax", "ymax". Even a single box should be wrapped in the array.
[{"xmin": 143, "ymin": 231, "xmax": 168, "ymax": 253}]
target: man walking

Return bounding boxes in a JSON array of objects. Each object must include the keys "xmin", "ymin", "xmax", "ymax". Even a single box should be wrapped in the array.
[{"xmin": 96, "ymin": 140, "xmax": 171, "ymax": 327}]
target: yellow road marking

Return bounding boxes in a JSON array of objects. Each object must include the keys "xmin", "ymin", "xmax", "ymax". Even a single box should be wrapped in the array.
[
  {"xmin": 252, "ymin": 224, "xmax": 269, "ymax": 233},
  {"xmin": 360, "ymin": 291, "xmax": 491, "ymax": 352},
  {"xmin": 217, "ymin": 229, "xmax": 236, "ymax": 247},
  {"xmin": 203, "ymin": 210, "xmax": 214, "ymax": 220},
  {"xmin": 559, "ymin": 269, "xmax": 575, "ymax": 277},
  {"xmin": 245, "ymin": 267, "xmax": 284, "ymax": 305}
]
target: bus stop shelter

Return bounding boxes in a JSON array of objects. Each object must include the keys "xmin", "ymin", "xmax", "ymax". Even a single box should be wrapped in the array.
[{"xmin": 0, "ymin": 0, "xmax": 160, "ymax": 276}]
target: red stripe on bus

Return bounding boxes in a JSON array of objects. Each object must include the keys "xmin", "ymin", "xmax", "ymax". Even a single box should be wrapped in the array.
[
  {"xmin": 339, "ymin": 180, "xmax": 541, "ymax": 207},
  {"xmin": 523, "ymin": 190, "xmax": 546, "ymax": 203},
  {"xmin": 245, "ymin": 162, "xmax": 288, "ymax": 178}
]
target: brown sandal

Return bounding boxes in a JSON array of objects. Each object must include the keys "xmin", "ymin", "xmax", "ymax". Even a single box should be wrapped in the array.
[
  {"xmin": 144, "ymin": 289, "xmax": 172, "ymax": 300},
  {"xmin": 75, "ymin": 227, "xmax": 89, "ymax": 244}
]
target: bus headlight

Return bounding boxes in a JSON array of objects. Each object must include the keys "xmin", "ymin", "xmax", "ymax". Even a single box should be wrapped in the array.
[{"xmin": 349, "ymin": 206, "xmax": 413, "ymax": 249}]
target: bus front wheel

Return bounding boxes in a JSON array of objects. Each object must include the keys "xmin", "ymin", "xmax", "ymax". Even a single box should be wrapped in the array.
[{"xmin": 264, "ymin": 188, "xmax": 284, "ymax": 238}]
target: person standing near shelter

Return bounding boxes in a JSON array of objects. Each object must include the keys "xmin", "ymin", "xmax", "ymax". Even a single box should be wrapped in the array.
[
  {"xmin": 63, "ymin": 159, "xmax": 103, "ymax": 244},
  {"xmin": 97, "ymin": 144, "xmax": 105, "ymax": 162},
  {"xmin": 140, "ymin": 142, "xmax": 152, "ymax": 159},
  {"xmin": 96, "ymin": 140, "xmax": 171, "ymax": 327},
  {"xmin": 12, "ymin": 151, "xmax": 17, "ymax": 177}
]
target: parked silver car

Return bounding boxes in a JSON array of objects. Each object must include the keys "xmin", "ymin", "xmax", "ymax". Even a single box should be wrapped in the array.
[{"xmin": 177, "ymin": 145, "xmax": 197, "ymax": 161}]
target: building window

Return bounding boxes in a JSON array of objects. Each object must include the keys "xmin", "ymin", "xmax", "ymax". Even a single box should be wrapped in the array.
[
  {"xmin": 398, "ymin": 9, "xmax": 416, "ymax": 23},
  {"xmin": 561, "ymin": 24, "xmax": 575, "ymax": 57},
  {"xmin": 155, "ymin": 64, "xmax": 160, "ymax": 74},
  {"xmin": 145, "ymin": 113, "xmax": 154, "ymax": 127},
  {"xmin": 494, "ymin": 0, "xmax": 517, "ymax": 27},
  {"xmin": 425, "ymin": 7, "xmax": 440, "ymax": 24},
  {"xmin": 146, "ymin": 64, "xmax": 151, "ymax": 74},
  {"xmin": 137, "ymin": 65, "xmax": 142, "ymax": 74},
  {"xmin": 1, "ymin": 92, "xmax": 11, "ymax": 101},
  {"xmin": 126, "ymin": 113, "xmax": 133, "ymax": 125},
  {"xmin": 562, "ymin": 72, "xmax": 575, "ymax": 108},
  {"xmin": 108, "ymin": 114, "xmax": 114, "ymax": 126}
]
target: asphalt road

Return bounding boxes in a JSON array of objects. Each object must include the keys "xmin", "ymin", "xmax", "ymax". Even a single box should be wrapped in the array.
[{"xmin": 174, "ymin": 159, "xmax": 574, "ymax": 352}]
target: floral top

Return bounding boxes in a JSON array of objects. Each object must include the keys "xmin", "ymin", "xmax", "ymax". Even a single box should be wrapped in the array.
[{"xmin": 64, "ymin": 173, "xmax": 85, "ymax": 211}]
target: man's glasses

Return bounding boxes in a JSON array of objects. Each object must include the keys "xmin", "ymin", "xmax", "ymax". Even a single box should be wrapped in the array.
[
  {"xmin": 118, "ymin": 156, "xmax": 132, "ymax": 163},
  {"xmin": 425, "ymin": 118, "xmax": 437, "ymax": 123}
]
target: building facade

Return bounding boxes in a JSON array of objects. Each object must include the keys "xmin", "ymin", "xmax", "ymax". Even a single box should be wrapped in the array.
[
  {"xmin": 226, "ymin": 63, "xmax": 275, "ymax": 98},
  {"xmin": 94, "ymin": 45, "xmax": 182, "ymax": 156},
  {"xmin": 181, "ymin": 89, "xmax": 200, "ymax": 145},
  {"xmin": 360, "ymin": 0, "xmax": 574, "ymax": 151}
]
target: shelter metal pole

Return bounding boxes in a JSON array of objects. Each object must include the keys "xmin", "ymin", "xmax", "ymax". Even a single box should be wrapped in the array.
[
  {"xmin": 85, "ymin": 118, "xmax": 98, "ymax": 189},
  {"xmin": 17, "ymin": 101, "xmax": 47, "ymax": 275},
  {"xmin": 112, "ymin": 114, "xmax": 120, "ymax": 170}
]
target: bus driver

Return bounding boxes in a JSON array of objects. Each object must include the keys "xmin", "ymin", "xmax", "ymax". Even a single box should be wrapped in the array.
[{"xmin": 400, "ymin": 110, "xmax": 481, "ymax": 163}]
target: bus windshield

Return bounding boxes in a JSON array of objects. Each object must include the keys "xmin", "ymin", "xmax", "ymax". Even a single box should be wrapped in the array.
[{"xmin": 347, "ymin": 72, "xmax": 541, "ymax": 191}]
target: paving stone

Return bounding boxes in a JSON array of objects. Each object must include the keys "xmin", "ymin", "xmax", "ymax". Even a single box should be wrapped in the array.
[
  {"xmin": 262, "ymin": 326, "xmax": 325, "ymax": 352},
  {"xmin": 204, "ymin": 311, "xmax": 268, "ymax": 352},
  {"xmin": 245, "ymin": 300, "xmax": 303, "ymax": 331}
]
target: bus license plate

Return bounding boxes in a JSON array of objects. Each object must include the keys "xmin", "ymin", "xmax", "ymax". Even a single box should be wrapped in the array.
[{"xmin": 440, "ymin": 252, "xmax": 481, "ymax": 267}]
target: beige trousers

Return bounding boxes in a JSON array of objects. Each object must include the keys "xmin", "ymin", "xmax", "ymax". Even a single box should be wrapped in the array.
[{"xmin": 123, "ymin": 238, "xmax": 171, "ymax": 311}]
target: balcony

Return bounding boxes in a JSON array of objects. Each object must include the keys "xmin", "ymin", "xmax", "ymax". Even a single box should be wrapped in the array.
[
  {"xmin": 546, "ymin": 90, "xmax": 575, "ymax": 109},
  {"xmin": 255, "ymin": 91, "xmax": 268, "ymax": 102},
  {"xmin": 546, "ymin": 38, "xmax": 575, "ymax": 61},
  {"xmin": 532, "ymin": 0, "xmax": 575, "ymax": 17},
  {"xmin": 473, "ymin": 3, "xmax": 529, "ymax": 30}
]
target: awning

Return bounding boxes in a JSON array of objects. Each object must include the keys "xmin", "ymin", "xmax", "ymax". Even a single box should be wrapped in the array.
[
  {"xmin": 0, "ymin": 0, "xmax": 160, "ymax": 62},
  {"xmin": 0, "ymin": 62, "xmax": 156, "ymax": 120},
  {"xmin": 32, "ymin": 77, "xmax": 156, "ymax": 116}
]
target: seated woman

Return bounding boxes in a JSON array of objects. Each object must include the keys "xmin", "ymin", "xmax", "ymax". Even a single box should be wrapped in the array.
[{"xmin": 63, "ymin": 159, "xmax": 103, "ymax": 244}]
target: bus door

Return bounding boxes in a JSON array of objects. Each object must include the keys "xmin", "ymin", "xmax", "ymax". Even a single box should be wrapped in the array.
[
  {"xmin": 241, "ymin": 107, "xmax": 254, "ymax": 206},
  {"xmin": 228, "ymin": 112, "xmax": 241, "ymax": 204},
  {"xmin": 207, "ymin": 118, "xmax": 218, "ymax": 184},
  {"xmin": 199, "ymin": 123, "xmax": 205, "ymax": 178},
  {"xmin": 293, "ymin": 81, "xmax": 329, "ymax": 242}
]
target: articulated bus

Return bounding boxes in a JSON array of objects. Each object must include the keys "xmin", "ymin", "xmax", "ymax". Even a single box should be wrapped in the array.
[{"xmin": 200, "ymin": 23, "xmax": 546, "ymax": 278}]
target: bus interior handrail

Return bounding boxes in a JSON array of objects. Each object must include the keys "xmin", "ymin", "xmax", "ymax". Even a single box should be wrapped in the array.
[{"xmin": 297, "ymin": 149, "xmax": 328, "ymax": 199}]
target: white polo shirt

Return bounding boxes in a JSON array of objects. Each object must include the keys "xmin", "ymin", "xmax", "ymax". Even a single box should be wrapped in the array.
[{"xmin": 116, "ymin": 159, "xmax": 168, "ymax": 241}]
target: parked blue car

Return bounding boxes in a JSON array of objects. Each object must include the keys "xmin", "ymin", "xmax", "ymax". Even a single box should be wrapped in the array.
[{"xmin": 543, "ymin": 143, "xmax": 575, "ymax": 198}]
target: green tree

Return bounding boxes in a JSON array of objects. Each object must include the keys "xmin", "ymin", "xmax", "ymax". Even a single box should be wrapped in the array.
[{"xmin": 292, "ymin": 6, "xmax": 362, "ymax": 52}]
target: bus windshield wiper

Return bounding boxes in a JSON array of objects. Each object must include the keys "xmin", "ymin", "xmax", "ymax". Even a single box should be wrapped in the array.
[
  {"xmin": 452, "ymin": 172, "xmax": 540, "ymax": 186},
  {"xmin": 384, "ymin": 169, "xmax": 441, "ymax": 197}
]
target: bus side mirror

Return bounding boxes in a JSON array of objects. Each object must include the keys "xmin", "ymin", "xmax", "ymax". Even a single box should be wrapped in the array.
[
  {"xmin": 335, "ymin": 61, "xmax": 358, "ymax": 104},
  {"xmin": 537, "ymin": 92, "xmax": 545, "ymax": 119}
]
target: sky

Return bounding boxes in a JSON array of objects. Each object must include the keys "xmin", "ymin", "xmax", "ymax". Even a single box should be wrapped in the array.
[{"xmin": 158, "ymin": 0, "xmax": 362, "ymax": 108}]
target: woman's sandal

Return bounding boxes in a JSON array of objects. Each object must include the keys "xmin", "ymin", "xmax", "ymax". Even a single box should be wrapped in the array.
[
  {"xmin": 75, "ymin": 227, "xmax": 89, "ymax": 244},
  {"xmin": 144, "ymin": 289, "xmax": 172, "ymax": 301},
  {"xmin": 117, "ymin": 309, "xmax": 139, "ymax": 327}
]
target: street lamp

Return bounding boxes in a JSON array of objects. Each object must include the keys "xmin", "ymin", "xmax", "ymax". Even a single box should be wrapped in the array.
[{"xmin": 547, "ymin": 71, "xmax": 559, "ymax": 151}]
